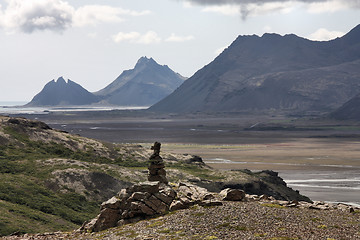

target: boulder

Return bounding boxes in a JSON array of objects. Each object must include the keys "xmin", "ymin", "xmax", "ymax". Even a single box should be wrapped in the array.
[
  {"xmin": 128, "ymin": 181, "xmax": 160, "ymax": 194},
  {"xmin": 220, "ymin": 188, "xmax": 246, "ymax": 201}
]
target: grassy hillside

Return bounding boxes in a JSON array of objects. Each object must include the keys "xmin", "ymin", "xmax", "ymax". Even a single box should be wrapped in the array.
[{"xmin": 0, "ymin": 116, "xmax": 309, "ymax": 236}]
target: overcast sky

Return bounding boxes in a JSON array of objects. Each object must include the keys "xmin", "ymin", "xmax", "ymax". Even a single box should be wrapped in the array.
[{"xmin": 0, "ymin": 0, "xmax": 359, "ymax": 102}]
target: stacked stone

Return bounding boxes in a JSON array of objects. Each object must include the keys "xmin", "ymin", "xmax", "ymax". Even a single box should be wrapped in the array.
[
  {"xmin": 80, "ymin": 181, "xmax": 176, "ymax": 232},
  {"xmin": 148, "ymin": 142, "xmax": 168, "ymax": 184},
  {"xmin": 79, "ymin": 181, "xmax": 223, "ymax": 233}
]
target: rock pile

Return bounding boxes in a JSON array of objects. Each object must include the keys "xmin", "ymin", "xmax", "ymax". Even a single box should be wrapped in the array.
[
  {"xmin": 80, "ymin": 179, "xmax": 360, "ymax": 233},
  {"xmin": 79, "ymin": 181, "xmax": 223, "ymax": 232},
  {"xmin": 148, "ymin": 142, "xmax": 168, "ymax": 184},
  {"xmin": 80, "ymin": 181, "xmax": 175, "ymax": 232}
]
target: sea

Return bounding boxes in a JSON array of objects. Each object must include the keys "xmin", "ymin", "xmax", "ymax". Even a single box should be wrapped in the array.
[{"xmin": 0, "ymin": 101, "xmax": 148, "ymax": 115}]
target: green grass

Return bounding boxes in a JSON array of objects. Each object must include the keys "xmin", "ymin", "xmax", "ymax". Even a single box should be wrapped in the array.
[
  {"xmin": 0, "ymin": 125, "xmax": 117, "ymax": 236},
  {"xmin": 0, "ymin": 174, "xmax": 98, "ymax": 223},
  {"xmin": 0, "ymin": 200, "xmax": 78, "ymax": 236},
  {"xmin": 167, "ymin": 162, "xmax": 224, "ymax": 181},
  {"xmin": 0, "ymin": 123, "xmax": 231, "ymax": 236},
  {"xmin": 261, "ymin": 203, "xmax": 286, "ymax": 209}
]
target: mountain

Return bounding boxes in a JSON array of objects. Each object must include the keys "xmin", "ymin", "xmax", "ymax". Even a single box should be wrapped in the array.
[
  {"xmin": 27, "ymin": 77, "xmax": 99, "ymax": 106},
  {"xmin": 95, "ymin": 57, "xmax": 186, "ymax": 106},
  {"xmin": 150, "ymin": 24, "xmax": 360, "ymax": 113},
  {"xmin": 330, "ymin": 93, "xmax": 360, "ymax": 120}
]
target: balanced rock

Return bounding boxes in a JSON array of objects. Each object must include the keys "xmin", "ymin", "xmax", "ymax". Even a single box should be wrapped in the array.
[{"xmin": 148, "ymin": 142, "xmax": 168, "ymax": 184}]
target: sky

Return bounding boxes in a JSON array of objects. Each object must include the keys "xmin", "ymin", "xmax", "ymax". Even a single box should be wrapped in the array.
[{"xmin": 0, "ymin": 0, "xmax": 359, "ymax": 102}]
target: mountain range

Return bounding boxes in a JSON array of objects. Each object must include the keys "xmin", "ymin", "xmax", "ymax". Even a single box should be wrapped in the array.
[
  {"xmin": 150, "ymin": 24, "xmax": 360, "ymax": 113},
  {"xmin": 26, "ymin": 57, "xmax": 185, "ymax": 107}
]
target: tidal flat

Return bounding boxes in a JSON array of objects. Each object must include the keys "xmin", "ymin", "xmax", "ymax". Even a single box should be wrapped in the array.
[{"xmin": 15, "ymin": 110, "xmax": 360, "ymax": 206}]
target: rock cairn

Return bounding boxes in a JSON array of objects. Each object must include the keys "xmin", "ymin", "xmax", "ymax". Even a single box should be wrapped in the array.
[
  {"xmin": 148, "ymin": 142, "xmax": 168, "ymax": 184},
  {"xmin": 79, "ymin": 181, "xmax": 222, "ymax": 232}
]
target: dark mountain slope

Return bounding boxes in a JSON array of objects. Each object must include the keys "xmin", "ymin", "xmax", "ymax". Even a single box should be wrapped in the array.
[
  {"xmin": 95, "ymin": 57, "xmax": 185, "ymax": 106},
  {"xmin": 150, "ymin": 24, "xmax": 360, "ymax": 113},
  {"xmin": 330, "ymin": 93, "xmax": 360, "ymax": 120},
  {"xmin": 26, "ymin": 77, "xmax": 99, "ymax": 106}
]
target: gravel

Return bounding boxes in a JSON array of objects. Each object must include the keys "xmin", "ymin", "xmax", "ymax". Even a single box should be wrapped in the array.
[{"xmin": 3, "ymin": 201, "xmax": 360, "ymax": 240}]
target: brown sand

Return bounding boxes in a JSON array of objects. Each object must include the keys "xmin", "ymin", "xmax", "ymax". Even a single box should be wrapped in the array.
[{"xmin": 159, "ymin": 138, "xmax": 360, "ymax": 171}]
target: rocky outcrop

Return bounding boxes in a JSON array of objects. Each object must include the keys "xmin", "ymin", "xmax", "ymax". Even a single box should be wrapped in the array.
[
  {"xmin": 80, "ymin": 179, "xmax": 360, "ymax": 233},
  {"xmin": 79, "ymin": 181, "xmax": 222, "ymax": 232}
]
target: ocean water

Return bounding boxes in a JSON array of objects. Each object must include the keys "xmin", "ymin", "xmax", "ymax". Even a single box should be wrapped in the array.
[
  {"xmin": 0, "ymin": 101, "xmax": 27, "ymax": 106},
  {"xmin": 0, "ymin": 102, "xmax": 148, "ymax": 115}
]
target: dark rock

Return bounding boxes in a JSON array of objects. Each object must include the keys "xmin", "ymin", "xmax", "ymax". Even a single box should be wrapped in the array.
[
  {"xmin": 148, "ymin": 142, "xmax": 168, "ymax": 184},
  {"xmin": 220, "ymin": 188, "xmax": 246, "ymax": 201},
  {"xmin": 128, "ymin": 181, "xmax": 160, "ymax": 194},
  {"xmin": 185, "ymin": 155, "xmax": 205, "ymax": 165}
]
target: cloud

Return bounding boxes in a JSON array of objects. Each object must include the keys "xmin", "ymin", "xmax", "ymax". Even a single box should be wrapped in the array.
[
  {"xmin": 306, "ymin": 0, "xmax": 359, "ymax": 13},
  {"xmin": 308, "ymin": 28, "xmax": 345, "ymax": 41},
  {"xmin": 137, "ymin": 31, "xmax": 162, "ymax": 44},
  {"xmin": 202, "ymin": 5, "xmax": 241, "ymax": 16},
  {"xmin": 0, "ymin": 0, "xmax": 151, "ymax": 33},
  {"xmin": 73, "ymin": 5, "xmax": 150, "ymax": 27},
  {"xmin": 201, "ymin": 2, "xmax": 296, "ymax": 19},
  {"xmin": 0, "ymin": 0, "xmax": 73, "ymax": 33},
  {"xmin": 183, "ymin": 0, "xmax": 360, "ymax": 6},
  {"xmin": 165, "ymin": 33, "xmax": 194, "ymax": 42},
  {"xmin": 112, "ymin": 31, "xmax": 161, "ymax": 44},
  {"xmin": 182, "ymin": 0, "xmax": 360, "ymax": 19},
  {"xmin": 113, "ymin": 32, "xmax": 195, "ymax": 44}
]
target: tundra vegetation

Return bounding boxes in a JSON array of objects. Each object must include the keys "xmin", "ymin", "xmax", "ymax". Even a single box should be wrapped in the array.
[{"xmin": 0, "ymin": 116, "xmax": 309, "ymax": 236}]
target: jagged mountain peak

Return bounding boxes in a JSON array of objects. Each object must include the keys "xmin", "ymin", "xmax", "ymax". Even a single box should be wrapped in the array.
[
  {"xmin": 56, "ymin": 76, "xmax": 66, "ymax": 84},
  {"xmin": 94, "ymin": 57, "xmax": 185, "ymax": 106},
  {"xmin": 135, "ymin": 56, "xmax": 157, "ymax": 67}
]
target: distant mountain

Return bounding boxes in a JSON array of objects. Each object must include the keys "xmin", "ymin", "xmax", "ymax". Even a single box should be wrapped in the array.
[
  {"xmin": 330, "ymin": 93, "xmax": 360, "ymax": 120},
  {"xmin": 27, "ymin": 77, "xmax": 99, "ymax": 106},
  {"xmin": 150, "ymin": 24, "xmax": 360, "ymax": 113},
  {"xmin": 95, "ymin": 57, "xmax": 186, "ymax": 106}
]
